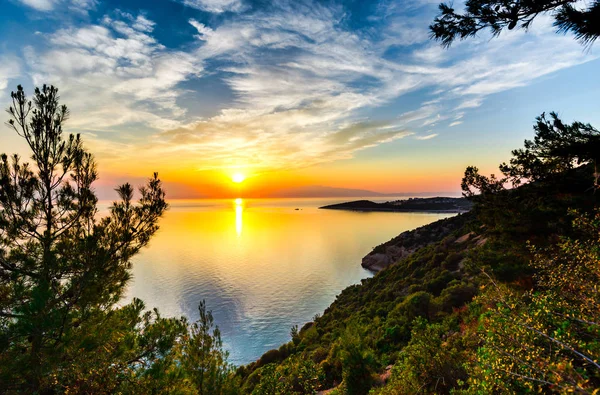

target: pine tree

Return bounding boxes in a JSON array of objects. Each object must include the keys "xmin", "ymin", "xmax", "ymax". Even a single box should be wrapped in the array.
[
  {"xmin": 430, "ymin": 0, "xmax": 600, "ymax": 47},
  {"xmin": 0, "ymin": 85, "xmax": 178, "ymax": 392}
]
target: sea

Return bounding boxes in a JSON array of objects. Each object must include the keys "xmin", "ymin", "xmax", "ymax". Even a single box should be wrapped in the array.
[{"xmin": 122, "ymin": 197, "xmax": 456, "ymax": 365}]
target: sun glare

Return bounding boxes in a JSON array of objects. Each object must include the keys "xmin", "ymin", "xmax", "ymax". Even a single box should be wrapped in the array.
[{"xmin": 232, "ymin": 173, "xmax": 246, "ymax": 183}]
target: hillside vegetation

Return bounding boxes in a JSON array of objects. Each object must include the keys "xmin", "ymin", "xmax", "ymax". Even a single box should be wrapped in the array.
[
  {"xmin": 362, "ymin": 213, "xmax": 470, "ymax": 271},
  {"xmin": 236, "ymin": 113, "xmax": 600, "ymax": 394}
]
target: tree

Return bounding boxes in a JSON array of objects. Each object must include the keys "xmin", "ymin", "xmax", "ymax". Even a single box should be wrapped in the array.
[
  {"xmin": 0, "ymin": 84, "xmax": 182, "ymax": 393},
  {"xmin": 461, "ymin": 112, "xmax": 600, "ymax": 196},
  {"xmin": 430, "ymin": 0, "xmax": 600, "ymax": 47},
  {"xmin": 378, "ymin": 317, "xmax": 470, "ymax": 394},
  {"xmin": 459, "ymin": 113, "xmax": 599, "ymax": 280},
  {"xmin": 337, "ymin": 324, "xmax": 377, "ymax": 395},
  {"xmin": 500, "ymin": 112, "xmax": 600, "ymax": 190},
  {"xmin": 469, "ymin": 210, "xmax": 600, "ymax": 393},
  {"xmin": 179, "ymin": 300, "xmax": 237, "ymax": 395},
  {"xmin": 250, "ymin": 355, "xmax": 323, "ymax": 394}
]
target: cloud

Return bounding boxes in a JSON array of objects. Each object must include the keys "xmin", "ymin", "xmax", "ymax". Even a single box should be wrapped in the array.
[
  {"xmin": 179, "ymin": 0, "xmax": 244, "ymax": 13},
  {"xmin": 396, "ymin": 106, "xmax": 440, "ymax": 124},
  {"xmin": 24, "ymin": 13, "xmax": 201, "ymax": 134},
  {"xmin": 0, "ymin": 57, "xmax": 20, "ymax": 92},
  {"xmin": 455, "ymin": 97, "xmax": 483, "ymax": 110},
  {"xmin": 18, "ymin": 0, "xmax": 96, "ymax": 12},
  {"xmin": 412, "ymin": 45, "xmax": 448, "ymax": 64},
  {"xmin": 18, "ymin": 0, "xmax": 58, "ymax": 11},
  {"xmin": 415, "ymin": 133, "xmax": 438, "ymax": 140},
  {"xmin": 96, "ymin": 2, "xmax": 597, "ymax": 172},
  {"xmin": 155, "ymin": 115, "xmax": 413, "ymax": 171},
  {"xmin": 10, "ymin": 0, "xmax": 598, "ymax": 176},
  {"xmin": 189, "ymin": 19, "xmax": 214, "ymax": 39}
]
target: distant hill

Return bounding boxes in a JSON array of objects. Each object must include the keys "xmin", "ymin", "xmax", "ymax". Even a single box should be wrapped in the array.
[
  {"xmin": 320, "ymin": 197, "xmax": 472, "ymax": 212},
  {"xmin": 268, "ymin": 185, "xmax": 459, "ymax": 198}
]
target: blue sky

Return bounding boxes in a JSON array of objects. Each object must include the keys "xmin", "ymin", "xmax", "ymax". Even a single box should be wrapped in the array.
[{"xmin": 1, "ymin": 0, "xmax": 599, "ymax": 196}]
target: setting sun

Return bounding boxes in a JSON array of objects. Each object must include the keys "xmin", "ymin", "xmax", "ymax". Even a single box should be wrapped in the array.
[{"xmin": 232, "ymin": 173, "xmax": 246, "ymax": 183}]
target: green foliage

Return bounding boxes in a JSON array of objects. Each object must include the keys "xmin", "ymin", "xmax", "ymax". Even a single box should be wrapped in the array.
[
  {"xmin": 460, "ymin": 113, "xmax": 599, "ymax": 251},
  {"xmin": 376, "ymin": 317, "xmax": 471, "ymax": 394},
  {"xmin": 291, "ymin": 324, "xmax": 301, "ymax": 345},
  {"xmin": 240, "ymin": 221, "xmax": 483, "ymax": 392},
  {"xmin": 463, "ymin": 112, "xmax": 600, "ymax": 197},
  {"xmin": 430, "ymin": 0, "xmax": 600, "ymax": 47},
  {"xmin": 0, "ymin": 84, "xmax": 165, "ymax": 392},
  {"xmin": 468, "ymin": 211, "xmax": 600, "ymax": 393},
  {"xmin": 500, "ymin": 112, "xmax": 600, "ymax": 188},
  {"xmin": 250, "ymin": 355, "xmax": 323, "ymax": 394},
  {"xmin": 338, "ymin": 324, "xmax": 378, "ymax": 395},
  {"xmin": 0, "ymin": 85, "xmax": 234, "ymax": 394},
  {"xmin": 179, "ymin": 300, "xmax": 237, "ymax": 395}
]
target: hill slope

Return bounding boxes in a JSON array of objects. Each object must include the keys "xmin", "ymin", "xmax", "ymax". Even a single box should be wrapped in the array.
[{"xmin": 237, "ymin": 163, "xmax": 600, "ymax": 394}]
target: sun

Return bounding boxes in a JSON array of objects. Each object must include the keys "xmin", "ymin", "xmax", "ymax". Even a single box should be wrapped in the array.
[{"xmin": 232, "ymin": 173, "xmax": 246, "ymax": 183}]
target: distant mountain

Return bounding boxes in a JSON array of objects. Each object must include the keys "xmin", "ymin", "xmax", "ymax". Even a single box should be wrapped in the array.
[
  {"xmin": 267, "ymin": 185, "xmax": 459, "ymax": 198},
  {"xmin": 268, "ymin": 186, "xmax": 385, "ymax": 198}
]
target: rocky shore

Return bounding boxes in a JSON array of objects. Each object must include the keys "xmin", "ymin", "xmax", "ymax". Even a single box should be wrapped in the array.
[{"xmin": 361, "ymin": 213, "xmax": 472, "ymax": 271}]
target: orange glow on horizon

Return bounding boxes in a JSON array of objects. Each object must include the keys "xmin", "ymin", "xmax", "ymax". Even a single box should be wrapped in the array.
[{"xmin": 95, "ymin": 160, "xmax": 467, "ymax": 200}]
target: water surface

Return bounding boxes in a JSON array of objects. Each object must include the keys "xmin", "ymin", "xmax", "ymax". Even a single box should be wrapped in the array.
[{"xmin": 124, "ymin": 198, "xmax": 455, "ymax": 365}]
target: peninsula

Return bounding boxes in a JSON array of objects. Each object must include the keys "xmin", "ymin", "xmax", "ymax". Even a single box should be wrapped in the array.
[{"xmin": 319, "ymin": 197, "xmax": 472, "ymax": 213}]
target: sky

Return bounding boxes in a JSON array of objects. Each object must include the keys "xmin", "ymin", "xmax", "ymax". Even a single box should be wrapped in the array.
[{"xmin": 0, "ymin": 0, "xmax": 599, "ymax": 198}]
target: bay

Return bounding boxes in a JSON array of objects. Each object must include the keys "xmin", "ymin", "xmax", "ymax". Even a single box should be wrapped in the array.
[{"xmin": 124, "ymin": 198, "xmax": 455, "ymax": 365}]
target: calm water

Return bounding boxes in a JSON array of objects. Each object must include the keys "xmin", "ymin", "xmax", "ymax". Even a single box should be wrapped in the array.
[{"xmin": 123, "ymin": 198, "xmax": 455, "ymax": 365}]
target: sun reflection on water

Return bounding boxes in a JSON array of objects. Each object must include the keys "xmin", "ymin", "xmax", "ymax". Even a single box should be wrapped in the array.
[{"xmin": 235, "ymin": 198, "xmax": 243, "ymax": 236}]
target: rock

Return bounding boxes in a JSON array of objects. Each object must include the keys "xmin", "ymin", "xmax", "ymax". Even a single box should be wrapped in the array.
[
  {"xmin": 362, "ymin": 245, "xmax": 415, "ymax": 271},
  {"xmin": 475, "ymin": 237, "xmax": 488, "ymax": 247},
  {"xmin": 361, "ymin": 213, "xmax": 472, "ymax": 272},
  {"xmin": 380, "ymin": 365, "xmax": 393, "ymax": 383},
  {"xmin": 454, "ymin": 232, "xmax": 474, "ymax": 244},
  {"xmin": 362, "ymin": 253, "xmax": 392, "ymax": 271}
]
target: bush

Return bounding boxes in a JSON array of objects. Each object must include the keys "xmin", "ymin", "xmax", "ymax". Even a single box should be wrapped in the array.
[{"xmin": 378, "ymin": 318, "xmax": 469, "ymax": 394}]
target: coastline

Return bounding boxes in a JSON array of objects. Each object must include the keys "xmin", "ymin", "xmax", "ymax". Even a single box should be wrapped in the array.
[
  {"xmin": 360, "ymin": 213, "xmax": 471, "ymax": 272},
  {"xmin": 320, "ymin": 206, "xmax": 469, "ymax": 214},
  {"xmin": 319, "ymin": 197, "xmax": 472, "ymax": 214}
]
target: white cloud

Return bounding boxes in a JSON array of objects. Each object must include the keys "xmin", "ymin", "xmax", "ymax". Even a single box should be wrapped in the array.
[
  {"xmin": 20, "ymin": 0, "xmax": 57, "ymax": 11},
  {"xmin": 412, "ymin": 45, "xmax": 447, "ymax": 63},
  {"xmin": 18, "ymin": 0, "xmax": 58, "ymax": 11},
  {"xmin": 25, "ymin": 13, "xmax": 201, "ymax": 134},
  {"xmin": 396, "ymin": 106, "xmax": 439, "ymax": 124},
  {"xmin": 415, "ymin": 133, "xmax": 438, "ymax": 140},
  {"xmin": 179, "ymin": 0, "xmax": 244, "ymax": 13},
  {"xmin": 101, "ymin": 2, "xmax": 597, "ymax": 172},
  {"xmin": 11, "ymin": 0, "xmax": 598, "ymax": 174},
  {"xmin": 455, "ymin": 97, "xmax": 483, "ymax": 110},
  {"xmin": 449, "ymin": 121, "xmax": 463, "ymax": 127},
  {"xmin": 189, "ymin": 19, "xmax": 214, "ymax": 40},
  {"xmin": 0, "ymin": 57, "xmax": 21, "ymax": 92},
  {"xmin": 18, "ymin": 0, "xmax": 96, "ymax": 12},
  {"xmin": 130, "ymin": 15, "xmax": 156, "ymax": 32}
]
